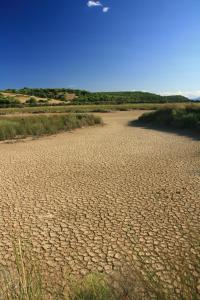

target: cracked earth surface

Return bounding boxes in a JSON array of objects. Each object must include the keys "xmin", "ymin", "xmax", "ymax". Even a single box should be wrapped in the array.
[{"xmin": 0, "ymin": 111, "xmax": 200, "ymax": 280}]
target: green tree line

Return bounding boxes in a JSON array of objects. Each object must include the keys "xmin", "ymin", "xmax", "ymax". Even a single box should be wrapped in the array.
[{"xmin": 74, "ymin": 91, "xmax": 189, "ymax": 104}]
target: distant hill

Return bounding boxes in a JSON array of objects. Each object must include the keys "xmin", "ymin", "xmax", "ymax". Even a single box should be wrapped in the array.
[
  {"xmin": 73, "ymin": 91, "xmax": 190, "ymax": 104},
  {"xmin": 0, "ymin": 88, "xmax": 190, "ymax": 107}
]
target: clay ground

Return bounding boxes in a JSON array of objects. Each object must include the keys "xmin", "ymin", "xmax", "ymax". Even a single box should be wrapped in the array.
[{"xmin": 0, "ymin": 111, "xmax": 199, "ymax": 279}]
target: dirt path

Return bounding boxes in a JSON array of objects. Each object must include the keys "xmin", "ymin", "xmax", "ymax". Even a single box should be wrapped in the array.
[{"xmin": 0, "ymin": 111, "xmax": 199, "ymax": 278}]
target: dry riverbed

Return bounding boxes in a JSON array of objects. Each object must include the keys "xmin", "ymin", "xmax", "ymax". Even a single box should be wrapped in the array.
[{"xmin": 0, "ymin": 111, "xmax": 199, "ymax": 283}]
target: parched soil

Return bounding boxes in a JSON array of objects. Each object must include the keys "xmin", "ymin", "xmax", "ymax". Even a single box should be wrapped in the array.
[{"xmin": 0, "ymin": 111, "xmax": 199, "ymax": 279}]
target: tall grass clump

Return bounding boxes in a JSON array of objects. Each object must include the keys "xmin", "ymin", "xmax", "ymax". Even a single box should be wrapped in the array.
[
  {"xmin": 138, "ymin": 106, "xmax": 200, "ymax": 132},
  {"xmin": 0, "ymin": 114, "xmax": 102, "ymax": 141},
  {"xmin": 0, "ymin": 239, "xmax": 43, "ymax": 300},
  {"xmin": 68, "ymin": 273, "xmax": 117, "ymax": 300}
]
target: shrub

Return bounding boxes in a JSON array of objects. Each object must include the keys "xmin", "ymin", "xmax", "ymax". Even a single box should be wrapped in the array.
[
  {"xmin": 138, "ymin": 107, "xmax": 200, "ymax": 132},
  {"xmin": 26, "ymin": 97, "xmax": 37, "ymax": 106},
  {"xmin": 0, "ymin": 95, "xmax": 21, "ymax": 107}
]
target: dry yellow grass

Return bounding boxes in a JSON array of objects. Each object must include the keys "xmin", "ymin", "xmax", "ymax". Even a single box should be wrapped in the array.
[{"xmin": 1, "ymin": 92, "xmax": 77, "ymax": 104}]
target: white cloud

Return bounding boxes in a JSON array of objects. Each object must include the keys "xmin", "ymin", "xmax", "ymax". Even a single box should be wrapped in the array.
[
  {"xmin": 160, "ymin": 90, "xmax": 200, "ymax": 99},
  {"xmin": 87, "ymin": 1, "xmax": 110, "ymax": 12},
  {"xmin": 87, "ymin": 1, "xmax": 102, "ymax": 7},
  {"xmin": 102, "ymin": 6, "xmax": 109, "ymax": 12}
]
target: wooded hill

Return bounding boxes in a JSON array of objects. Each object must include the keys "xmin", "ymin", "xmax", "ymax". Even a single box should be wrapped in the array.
[
  {"xmin": 0, "ymin": 88, "xmax": 190, "ymax": 107},
  {"xmin": 73, "ymin": 91, "xmax": 189, "ymax": 104}
]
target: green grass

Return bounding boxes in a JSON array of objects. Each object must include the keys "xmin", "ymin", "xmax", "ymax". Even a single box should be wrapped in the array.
[
  {"xmin": 68, "ymin": 273, "xmax": 116, "ymax": 300},
  {"xmin": 137, "ymin": 105, "xmax": 200, "ymax": 132},
  {"xmin": 0, "ymin": 102, "xmax": 198, "ymax": 115},
  {"xmin": 0, "ymin": 114, "xmax": 102, "ymax": 141}
]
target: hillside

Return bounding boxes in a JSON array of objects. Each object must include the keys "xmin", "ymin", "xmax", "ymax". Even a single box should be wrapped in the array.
[
  {"xmin": 1, "ymin": 92, "xmax": 64, "ymax": 105},
  {"xmin": 3, "ymin": 88, "xmax": 88, "ymax": 100},
  {"xmin": 73, "ymin": 91, "xmax": 189, "ymax": 104},
  {"xmin": 1, "ymin": 88, "xmax": 78, "ymax": 105},
  {"xmin": 0, "ymin": 88, "xmax": 190, "ymax": 107}
]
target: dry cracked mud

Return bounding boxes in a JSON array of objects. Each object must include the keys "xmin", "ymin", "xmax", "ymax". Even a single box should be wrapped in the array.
[{"xmin": 0, "ymin": 111, "xmax": 200, "ymax": 283}]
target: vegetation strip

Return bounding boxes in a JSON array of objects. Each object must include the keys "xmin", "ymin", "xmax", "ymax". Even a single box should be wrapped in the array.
[
  {"xmin": 0, "ymin": 103, "xmax": 199, "ymax": 115},
  {"xmin": 0, "ymin": 88, "xmax": 191, "ymax": 108},
  {"xmin": 137, "ymin": 106, "xmax": 200, "ymax": 132},
  {"xmin": 0, "ymin": 114, "xmax": 102, "ymax": 141}
]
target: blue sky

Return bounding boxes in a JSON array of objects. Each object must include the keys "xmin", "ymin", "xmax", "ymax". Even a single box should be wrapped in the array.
[{"xmin": 0, "ymin": 0, "xmax": 200, "ymax": 97}]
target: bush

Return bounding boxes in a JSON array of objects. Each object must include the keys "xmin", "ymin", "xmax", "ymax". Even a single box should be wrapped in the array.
[
  {"xmin": 26, "ymin": 97, "xmax": 38, "ymax": 106},
  {"xmin": 0, "ymin": 95, "xmax": 21, "ymax": 108},
  {"xmin": 138, "ymin": 107, "xmax": 200, "ymax": 132}
]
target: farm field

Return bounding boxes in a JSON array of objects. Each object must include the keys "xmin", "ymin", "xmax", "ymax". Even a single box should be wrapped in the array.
[{"xmin": 0, "ymin": 110, "xmax": 199, "ymax": 294}]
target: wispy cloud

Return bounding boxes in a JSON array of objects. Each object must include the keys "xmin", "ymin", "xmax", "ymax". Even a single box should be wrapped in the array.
[
  {"xmin": 160, "ymin": 90, "xmax": 200, "ymax": 99},
  {"xmin": 87, "ymin": 1, "xmax": 110, "ymax": 13}
]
